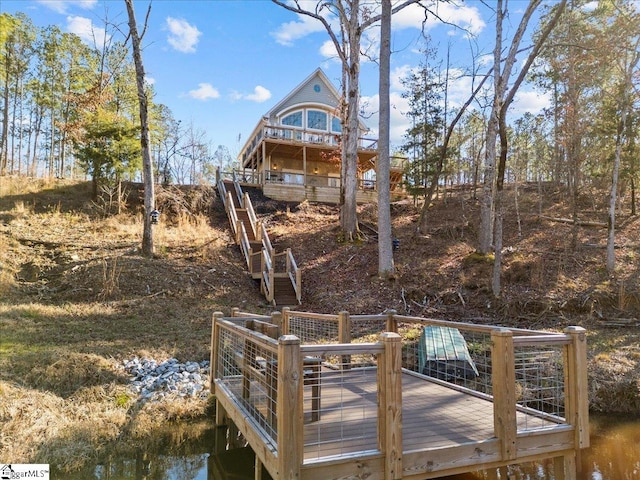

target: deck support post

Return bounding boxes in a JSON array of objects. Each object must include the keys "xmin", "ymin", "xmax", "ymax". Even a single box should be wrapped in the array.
[
  {"xmin": 553, "ymin": 453, "xmax": 577, "ymax": 480},
  {"xmin": 378, "ymin": 332, "xmax": 403, "ymax": 480},
  {"xmin": 255, "ymin": 455, "xmax": 263, "ymax": 480},
  {"xmin": 229, "ymin": 422, "xmax": 244, "ymax": 449},
  {"xmin": 277, "ymin": 335, "xmax": 303, "ymax": 479},
  {"xmin": 210, "ymin": 311, "xmax": 224, "ymax": 394},
  {"xmin": 491, "ymin": 328, "xmax": 517, "ymax": 461}
]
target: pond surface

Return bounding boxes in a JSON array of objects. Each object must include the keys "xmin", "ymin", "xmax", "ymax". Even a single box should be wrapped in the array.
[{"xmin": 58, "ymin": 415, "xmax": 639, "ymax": 480}]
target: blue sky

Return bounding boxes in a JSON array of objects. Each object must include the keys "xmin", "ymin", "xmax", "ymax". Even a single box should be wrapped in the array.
[{"xmin": 1, "ymin": 0, "xmax": 556, "ymax": 157}]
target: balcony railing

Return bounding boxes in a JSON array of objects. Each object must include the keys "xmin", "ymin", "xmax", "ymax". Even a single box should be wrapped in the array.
[{"xmin": 241, "ymin": 120, "xmax": 379, "ymax": 165}]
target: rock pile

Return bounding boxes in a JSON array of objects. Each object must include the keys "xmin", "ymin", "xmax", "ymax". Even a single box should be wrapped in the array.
[{"xmin": 123, "ymin": 357, "xmax": 210, "ymax": 402}]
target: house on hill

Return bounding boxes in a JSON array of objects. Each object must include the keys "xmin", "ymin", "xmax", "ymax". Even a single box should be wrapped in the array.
[{"xmin": 236, "ymin": 68, "xmax": 405, "ymax": 204}]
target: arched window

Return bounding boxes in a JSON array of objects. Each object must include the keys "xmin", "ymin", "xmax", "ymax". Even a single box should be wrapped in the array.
[
  {"xmin": 282, "ymin": 111, "xmax": 302, "ymax": 127},
  {"xmin": 307, "ymin": 110, "xmax": 327, "ymax": 131}
]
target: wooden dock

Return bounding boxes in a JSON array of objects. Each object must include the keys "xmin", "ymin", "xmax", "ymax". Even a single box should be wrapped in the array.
[{"xmin": 210, "ymin": 309, "xmax": 589, "ymax": 480}]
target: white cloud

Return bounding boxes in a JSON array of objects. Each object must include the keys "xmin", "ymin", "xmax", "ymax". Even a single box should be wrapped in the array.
[
  {"xmin": 245, "ymin": 86, "xmax": 272, "ymax": 103},
  {"xmin": 37, "ymin": 0, "xmax": 96, "ymax": 14},
  {"xmin": 271, "ymin": 12, "xmax": 328, "ymax": 46},
  {"xmin": 361, "ymin": 91, "xmax": 412, "ymax": 147},
  {"xmin": 319, "ymin": 39, "xmax": 338, "ymax": 60},
  {"xmin": 188, "ymin": 83, "xmax": 220, "ymax": 101},
  {"xmin": 390, "ymin": 64, "xmax": 416, "ymax": 92},
  {"xmin": 231, "ymin": 86, "xmax": 273, "ymax": 103},
  {"xmin": 511, "ymin": 90, "xmax": 550, "ymax": 117},
  {"xmin": 166, "ymin": 17, "xmax": 201, "ymax": 53},
  {"xmin": 393, "ymin": 2, "xmax": 485, "ymax": 37},
  {"xmin": 66, "ymin": 16, "xmax": 108, "ymax": 49}
]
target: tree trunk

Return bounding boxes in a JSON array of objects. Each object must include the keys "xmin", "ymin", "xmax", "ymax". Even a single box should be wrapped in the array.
[
  {"xmin": 1, "ymin": 63, "xmax": 10, "ymax": 175},
  {"xmin": 340, "ymin": 0, "xmax": 361, "ymax": 241},
  {"xmin": 377, "ymin": 0, "xmax": 394, "ymax": 278},
  {"xmin": 125, "ymin": 0, "xmax": 156, "ymax": 257}
]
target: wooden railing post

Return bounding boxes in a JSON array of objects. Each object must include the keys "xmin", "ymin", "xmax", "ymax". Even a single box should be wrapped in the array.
[
  {"xmin": 281, "ymin": 307, "xmax": 290, "ymax": 335},
  {"xmin": 564, "ymin": 326, "xmax": 589, "ymax": 449},
  {"xmin": 271, "ymin": 311, "xmax": 283, "ymax": 337},
  {"xmin": 386, "ymin": 309, "xmax": 398, "ymax": 333},
  {"xmin": 277, "ymin": 335, "xmax": 303, "ymax": 480},
  {"xmin": 491, "ymin": 328, "xmax": 517, "ymax": 461},
  {"xmin": 338, "ymin": 310, "xmax": 351, "ymax": 370},
  {"xmin": 231, "ymin": 307, "xmax": 240, "ymax": 317},
  {"xmin": 338, "ymin": 310, "xmax": 351, "ymax": 343},
  {"xmin": 210, "ymin": 311, "xmax": 224, "ymax": 395},
  {"xmin": 378, "ymin": 332, "xmax": 403, "ymax": 480}
]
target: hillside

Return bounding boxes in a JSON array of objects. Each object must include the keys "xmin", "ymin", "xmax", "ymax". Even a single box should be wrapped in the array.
[{"xmin": 1, "ymin": 178, "xmax": 639, "ymax": 470}]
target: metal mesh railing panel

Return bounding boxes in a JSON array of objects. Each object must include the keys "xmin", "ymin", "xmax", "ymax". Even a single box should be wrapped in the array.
[
  {"xmin": 302, "ymin": 354, "xmax": 380, "ymax": 463},
  {"xmin": 216, "ymin": 325, "xmax": 279, "ymax": 447},
  {"xmin": 514, "ymin": 344, "xmax": 566, "ymax": 429},
  {"xmin": 288, "ymin": 314, "xmax": 339, "ymax": 344}
]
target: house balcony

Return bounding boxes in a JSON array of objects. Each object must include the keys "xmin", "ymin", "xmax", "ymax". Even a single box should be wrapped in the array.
[{"xmin": 236, "ymin": 121, "xmax": 405, "ymax": 204}]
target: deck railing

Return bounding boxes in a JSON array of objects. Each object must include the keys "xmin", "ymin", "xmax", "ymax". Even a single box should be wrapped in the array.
[
  {"xmin": 240, "ymin": 120, "xmax": 379, "ymax": 165},
  {"xmin": 282, "ymin": 310, "xmax": 577, "ymax": 425},
  {"xmin": 212, "ymin": 309, "xmax": 588, "ymax": 479},
  {"xmin": 211, "ymin": 314, "xmax": 400, "ymax": 477}
]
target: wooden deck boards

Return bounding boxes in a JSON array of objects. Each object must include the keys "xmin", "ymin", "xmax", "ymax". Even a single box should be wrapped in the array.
[{"xmin": 301, "ymin": 369, "xmax": 561, "ymax": 462}]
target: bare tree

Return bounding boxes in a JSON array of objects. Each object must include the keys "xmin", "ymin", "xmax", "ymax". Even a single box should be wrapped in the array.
[
  {"xmin": 485, "ymin": 0, "xmax": 567, "ymax": 297},
  {"xmin": 377, "ymin": 0, "xmax": 393, "ymax": 278},
  {"xmin": 124, "ymin": 0, "xmax": 155, "ymax": 256},
  {"xmin": 606, "ymin": 6, "xmax": 640, "ymax": 274},
  {"xmin": 271, "ymin": 0, "xmax": 422, "ymax": 241}
]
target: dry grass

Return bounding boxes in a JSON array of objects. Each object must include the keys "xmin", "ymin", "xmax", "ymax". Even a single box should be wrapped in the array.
[
  {"xmin": 0, "ymin": 179, "xmax": 268, "ymax": 470},
  {"xmin": 1, "ymin": 178, "xmax": 640, "ymax": 472}
]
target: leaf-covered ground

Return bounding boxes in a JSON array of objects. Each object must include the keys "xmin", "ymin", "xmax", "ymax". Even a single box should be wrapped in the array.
[{"xmin": 1, "ymin": 178, "xmax": 639, "ymax": 470}]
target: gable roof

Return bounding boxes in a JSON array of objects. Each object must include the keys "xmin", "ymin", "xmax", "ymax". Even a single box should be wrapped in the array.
[{"xmin": 264, "ymin": 68, "xmax": 342, "ymax": 119}]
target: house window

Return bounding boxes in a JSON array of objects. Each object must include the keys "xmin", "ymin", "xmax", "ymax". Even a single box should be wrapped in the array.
[
  {"xmin": 307, "ymin": 110, "xmax": 327, "ymax": 131},
  {"xmin": 282, "ymin": 111, "xmax": 302, "ymax": 127},
  {"xmin": 331, "ymin": 116, "xmax": 342, "ymax": 133}
]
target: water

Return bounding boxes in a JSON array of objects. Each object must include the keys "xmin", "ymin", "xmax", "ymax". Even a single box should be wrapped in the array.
[{"xmin": 57, "ymin": 415, "xmax": 639, "ymax": 480}]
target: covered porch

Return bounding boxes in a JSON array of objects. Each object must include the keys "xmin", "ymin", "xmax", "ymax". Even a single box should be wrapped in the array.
[{"xmin": 237, "ymin": 121, "xmax": 405, "ymax": 204}]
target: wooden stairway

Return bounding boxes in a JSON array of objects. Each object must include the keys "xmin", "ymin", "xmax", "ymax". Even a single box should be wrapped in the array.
[
  {"xmin": 218, "ymin": 175, "xmax": 301, "ymax": 306},
  {"xmin": 273, "ymin": 276, "xmax": 299, "ymax": 305}
]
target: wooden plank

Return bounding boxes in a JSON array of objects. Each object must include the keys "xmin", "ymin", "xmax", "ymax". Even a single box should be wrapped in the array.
[
  {"xmin": 301, "ymin": 455, "xmax": 385, "ymax": 480},
  {"xmin": 402, "ymin": 440, "xmax": 501, "ymax": 478}
]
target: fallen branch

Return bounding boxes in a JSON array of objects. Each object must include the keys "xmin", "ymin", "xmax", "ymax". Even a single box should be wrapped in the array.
[{"xmin": 539, "ymin": 215, "xmax": 607, "ymax": 228}]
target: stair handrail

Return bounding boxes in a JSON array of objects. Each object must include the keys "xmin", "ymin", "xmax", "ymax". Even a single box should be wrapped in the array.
[
  {"xmin": 238, "ymin": 221, "xmax": 252, "ymax": 269},
  {"xmin": 217, "ymin": 176, "xmax": 228, "ymax": 209},
  {"xmin": 286, "ymin": 248, "xmax": 302, "ymax": 304},
  {"xmin": 261, "ymin": 249, "xmax": 274, "ymax": 303},
  {"xmin": 226, "ymin": 191, "xmax": 240, "ymax": 242},
  {"xmin": 232, "ymin": 171, "xmax": 244, "ymax": 207},
  {"xmin": 261, "ymin": 223, "xmax": 274, "ymax": 260},
  {"xmin": 243, "ymin": 192, "xmax": 259, "ymax": 240}
]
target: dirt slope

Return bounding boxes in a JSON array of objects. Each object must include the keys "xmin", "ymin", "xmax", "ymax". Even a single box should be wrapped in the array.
[{"xmin": 1, "ymin": 178, "xmax": 640, "ymax": 416}]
